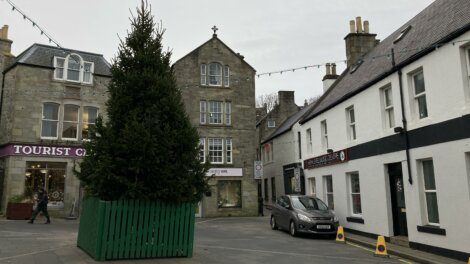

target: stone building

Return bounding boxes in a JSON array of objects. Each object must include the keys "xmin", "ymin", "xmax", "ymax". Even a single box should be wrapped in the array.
[
  {"xmin": 0, "ymin": 26, "xmax": 111, "ymax": 215},
  {"xmin": 173, "ymin": 30, "xmax": 258, "ymax": 217}
]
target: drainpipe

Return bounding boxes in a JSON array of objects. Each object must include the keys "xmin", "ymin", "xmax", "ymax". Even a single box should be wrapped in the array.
[
  {"xmin": 0, "ymin": 71, "xmax": 4, "ymax": 123},
  {"xmin": 392, "ymin": 48, "xmax": 413, "ymax": 185}
]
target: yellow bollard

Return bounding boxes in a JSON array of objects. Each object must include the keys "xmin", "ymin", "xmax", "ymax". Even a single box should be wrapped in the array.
[
  {"xmin": 374, "ymin": 235, "xmax": 390, "ymax": 258},
  {"xmin": 336, "ymin": 226, "xmax": 345, "ymax": 243}
]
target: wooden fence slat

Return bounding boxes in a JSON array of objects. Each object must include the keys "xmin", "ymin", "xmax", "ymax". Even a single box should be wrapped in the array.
[
  {"xmin": 107, "ymin": 201, "xmax": 116, "ymax": 259},
  {"xmin": 152, "ymin": 200, "xmax": 162, "ymax": 257},
  {"xmin": 146, "ymin": 201, "xmax": 155, "ymax": 258},
  {"xmin": 188, "ymin": 204, "xmax": 196, "ymax": 257},
  {"xmin": 140, "ymin": 200, "xmax": 150, "ymax": 258},
  {"xmin": 112, "ymin": 200, "xmax": 122, "ymax": 259},
  {"xmin": 100, "ymin": 201, "xmax": 111, "ymax": 260},
  {"xmin": 167, "ymin": 204, "xmax": 175, "ymax": 256},
  {"xmin": 124, "ymin": 200, "xmax": 134, "ymax": 259},
  {"xmin": 158, "ymin": 202, "xmax": 167, "ymax": 257},
  {"xmin": 118, "ymin": 200, "xmax": 128, "ymax": 258},
  {"xmin": 130, "ymin": 200, "xmax": 139, "ymax": 259},
  {"xmin": 177, "ymin": 203, "xmax": 186, "ymax": 256}
]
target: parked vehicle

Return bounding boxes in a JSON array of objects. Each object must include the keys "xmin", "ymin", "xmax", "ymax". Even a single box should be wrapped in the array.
[{"xmin": 270, "ymin": 195, "xmax": 339, "ymax": 237}]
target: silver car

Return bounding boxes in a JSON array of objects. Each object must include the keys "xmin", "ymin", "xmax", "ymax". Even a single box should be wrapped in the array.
[{"xmin": 270, "ymin": 195, "xmax": 339, "ymax": 237}]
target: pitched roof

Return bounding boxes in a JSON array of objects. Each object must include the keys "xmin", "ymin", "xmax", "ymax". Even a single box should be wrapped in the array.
[
  {"xmin": 301, "ymin": 0, "xmax": 470, "ymax": 124},
  {"xmin": 173, "ymin": 34, "xmax": 256, "ymax": 72},
  {"xmin": 4, "ymin": 43, "xmax": 111, "ymax": 76},
  {"xmin": 262, "ymin": 103, "xmax": 314, "ymax": 144}
]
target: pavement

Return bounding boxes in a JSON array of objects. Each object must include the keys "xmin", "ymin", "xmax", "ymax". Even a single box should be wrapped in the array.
[{"xmin": 0, "ymin": 215, "xmax": 464, "ymax": 264}]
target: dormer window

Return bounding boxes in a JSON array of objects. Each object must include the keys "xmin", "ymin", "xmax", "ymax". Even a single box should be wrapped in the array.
[
  {"xmin": 54, "ymin": 54, "xmax": 94, "ymax": 84},
  {"xmin": 201, "ymin": 62, "xmax": 230, "ymax": 87}
]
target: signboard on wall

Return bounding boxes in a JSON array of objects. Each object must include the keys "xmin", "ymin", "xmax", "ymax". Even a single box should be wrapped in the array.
[
  {"xmin": 206, "ymin": 168, "xmax": 243, "ymax": 177},
  {"xmin": 254, "ymin": 161, "xmax": 263, "ymax": 179},
  {"xmin": 0, "ymin": 143, "xmax": 86, "ymax": 158},
  {"xmin": 303, "ymin": 149, "xmax": 349, "ymax": 170}
]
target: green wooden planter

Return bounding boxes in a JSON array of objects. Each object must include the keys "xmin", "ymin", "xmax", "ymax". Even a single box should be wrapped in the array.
[{"xmin": 77, "ymin": 196, "xmax": 195, "ymax": 261}]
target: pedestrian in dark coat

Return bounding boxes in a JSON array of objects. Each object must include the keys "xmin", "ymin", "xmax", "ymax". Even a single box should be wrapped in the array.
[{"xmin": 28, "ymin": 188, "xmax": 50, "ymax": 224}]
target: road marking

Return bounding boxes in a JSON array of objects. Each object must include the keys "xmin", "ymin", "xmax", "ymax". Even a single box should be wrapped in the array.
[
  {"xmin": 347, "ymin": 242, "xmax": 414, "ymax": 263},
  {"xmin": 398, "ymin": 259, "xmax": 413, "ymax": 264},
  {"xmin": 197, "ymin": 244, "xmax": 396, "ymax": 262},
  {"xmin": 0, "ymin": 244, "xmax": 74, "ymax": 261},
  {"xmin": 196, "ymin": 218, "xmax": 221, "ymax": 224}
]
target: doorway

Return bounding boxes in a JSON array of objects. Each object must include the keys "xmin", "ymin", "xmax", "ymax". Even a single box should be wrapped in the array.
[{"xmin": 388, "ymin": 163, "xmax": 408, "ymax": 236}]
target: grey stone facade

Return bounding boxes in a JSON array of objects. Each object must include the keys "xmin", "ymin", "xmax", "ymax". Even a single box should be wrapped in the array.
[
  {"xmin": 0, "ymin": 33, "xmax": 110, "ymax": 215},
  {"xmin": 173, "ymin": 34, "xmax": 258, "ymax": 217}
]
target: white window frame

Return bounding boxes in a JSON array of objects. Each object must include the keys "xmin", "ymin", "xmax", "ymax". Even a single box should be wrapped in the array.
[
  {"xmin": 323, "ymin": 175, "xmax": 334, "ymax": 210},
  {"xmin": 41, "ymin": 102, "xmax": 60, "ymax": 140},
  {"xmin": 306, "ymin": 128, "xmax": 312, "ymax": 154},
  {"xmin": 200, "ymin": 100, "xmax": 206, "ymax": 124},
  {"xmin": 224, "ymin": 65, "xmax": 230, "ymax": 87},
  {"xmin": 420, "ymin": 159, "xmax": 440, "ymax": 226},
  {"xmin": 346, "ymin": 106, "xmax": 356, "ymax": 141},
  {"xmin": 348, "ymin": 172, "xmax": 362, "ymax": 217},
  {"xmin": 199, "ymin": 138, "xmax": 206, "ymax": 164},
  {"xmin": 225, "ymin": 101, "xmax": 232, "ymax": 125},
  {"xmin": 226, "ymin": 138, "xmax": 232, "ymax": 164},
  {"xmin": 411, "ymin": 70, "xmax": 428, "ymax": 119},
  {"xmin": 208, "ymin": 138, "xmax": 224, "ymax": 164},
  {"xmin": 200, "ymin": 64, "xmax": 207, "ymax": 85},
  {"xmin": 321, "ymin": 120, "xmax": 328, "ymax": 150},
  {"xmin": 208, "ymin": 101, "xmax": 223, "ymax": 124},
  {"xmin": 53, "ymin": 57, "xmax": 65, "ymax": 80},
  {"xmin": 208, "ymin": 62, "xmax": 222, "ymax": 86},
  {"xmin": 466, "ymin": 48, "xmax": 470, "ymax": 78},
  {"xmin": 62, "ymin": 104, "xmax": 80, "ymax": 141},
  {"xmin": 82, "ymin": 106, "xmax": 99, "ymax": 140},
  {"xmin": 53, "ymin": 54, "xmax": 94, "ymax": 84},
  {"xmin": 267, "ymin": 120, "xmax": 275, "ymax": 128},
  {"xmin": 383, "ymin": 86, "xmax": 395, "ymax": 129},
  {"xmin": 83, "ymin": 61, "xmax": 94, "ymax": 84}
]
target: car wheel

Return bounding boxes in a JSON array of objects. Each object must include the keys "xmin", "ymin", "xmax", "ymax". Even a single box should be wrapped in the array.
[
  {"xmin": 289, "ymin": 221, "xmax": 297, "ymax": 237},
  {"xmin": 270, "ymin": 215, "xmax": 278, "ymax": 230}
]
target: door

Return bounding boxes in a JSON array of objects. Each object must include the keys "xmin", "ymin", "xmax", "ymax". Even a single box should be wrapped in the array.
[{"xmin": 388, "ymin": 163, "xmax": 408, "ymax": 236}]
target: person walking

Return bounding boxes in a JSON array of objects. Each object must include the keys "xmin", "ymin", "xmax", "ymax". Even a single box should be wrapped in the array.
[
  {"xmin": 28, "ymin": 188, "xmax": 50, "ymax": 224},
  {"xmin": 258, "ymin": 196, "xmax": 264, "ymax": 217}
]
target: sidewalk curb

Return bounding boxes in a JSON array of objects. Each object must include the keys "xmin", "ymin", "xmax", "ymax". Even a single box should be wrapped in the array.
[{"xmin": 346, "ymin": 236, "xmax": 441, "ymax": 264}]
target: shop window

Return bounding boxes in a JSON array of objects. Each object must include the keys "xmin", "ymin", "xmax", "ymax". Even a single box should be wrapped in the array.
[
  {"xmin": 348, "ymin": 172, "xmax": 362, "ymax": 216},
  {"xmin": 217, "ymin": 180, "xmax": 241, "ymax": 208},
  {"xmin": 323, "ymin": 175, "xmax": 334, "ymax": 210},
  {"xmin": 24, "ymin": 162, "xmax": 66, "ymax": 208},
  {"xmin": 420, "ymin": 159, "xmax": 439, "ymax": 225},
  {"xmin": 208, "ymin": 138, "xmax": 223, "ymax": 164},
  {"xmin": 41, "ymin": 103, "xmax": 60, "ymax": 139},
  {"xmin": 309, "ymin": 177, "xmax": 316, "ymax": 197},
  {"xmin": 82, "ymin": 106, "xmax": 98, "ymax": 139},
  {"xmin": 62, "ymin": 104, "xmax": 80, "ymax": 140}
]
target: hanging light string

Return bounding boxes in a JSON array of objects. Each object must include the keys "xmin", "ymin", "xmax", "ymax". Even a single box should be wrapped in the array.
[
  {"xmin": 5, "ymin": 0, "xmax": 62, "ymax": 48},
  {"xmin": 257, "ymin": 60, "xmax": 346, "ymax": 78}
]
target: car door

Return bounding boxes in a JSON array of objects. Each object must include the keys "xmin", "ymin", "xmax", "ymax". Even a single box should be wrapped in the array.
[{"xmin": 278, "ymin": 196, "xmax": 292, "ymax": 229}]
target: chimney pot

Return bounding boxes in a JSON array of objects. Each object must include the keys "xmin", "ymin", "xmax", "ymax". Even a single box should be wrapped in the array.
[
  {"xmin": 349, "ymin": 20, "xmax": 356, "ymax": 33},
  {"xmin": 356, "ymin": 16, "xmax": 363, "ymax": 33},
  {"xmin": 363, "ymin": 20, "xmax": 369, "ymax": 33},
  {"xmin": 331, "ymin": 63, "xmax": 337, "ymax": 75},
  {"xmin": 325, "ymin": 63, "xmax": 331, "ymax": 75},
  {"xmin": 0, "ymin": 25, "xmax": 8, "ymax": 39}
]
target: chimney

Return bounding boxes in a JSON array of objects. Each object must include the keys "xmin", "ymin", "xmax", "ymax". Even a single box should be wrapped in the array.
[
  {"xmin": 344, "ymin": 17, "xmax": 378, "ymax": 67},
  {"xmin": 278, "ymin": 90, "xmax": 298, "ymax": 117},
  {"xmin": 0, "ymin": 25, "xmax": 13, "ymax": 56},
  {"xmin": 322, "ymin": 62, "xmax": 339, "ymax": 93}
]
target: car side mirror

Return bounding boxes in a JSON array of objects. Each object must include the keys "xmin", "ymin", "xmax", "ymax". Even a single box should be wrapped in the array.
[{"xmin": 285, "ymin": 204, "xmax": 292, "ymax": 210}]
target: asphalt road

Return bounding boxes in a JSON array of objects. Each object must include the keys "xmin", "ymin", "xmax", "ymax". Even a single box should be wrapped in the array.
[{"xmin": 0, "ymin": 216, "xmax": 412, "ymax": 264}]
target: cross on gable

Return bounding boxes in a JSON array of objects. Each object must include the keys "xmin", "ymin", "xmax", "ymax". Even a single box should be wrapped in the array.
[{"xmin": 211, "ymin": 25, "xmax": 218, "ymax": 36}]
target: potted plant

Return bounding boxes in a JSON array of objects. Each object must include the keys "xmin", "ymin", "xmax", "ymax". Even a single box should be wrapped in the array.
[
  {"xmin": 76, "ymin": 2, "xmax": 209, "ymax": 261},
  {"xmin": 6, "ymin": 194, "xmax": 33, "ymax": 220}
]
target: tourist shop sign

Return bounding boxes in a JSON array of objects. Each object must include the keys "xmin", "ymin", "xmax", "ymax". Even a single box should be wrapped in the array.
[
  {"xmin": 303, "ymin": 149, "xmax": 349, "ymax": 169},
  {"xmin": 0, "ymin": 143, "xmax": 86, "ymax": 158}
]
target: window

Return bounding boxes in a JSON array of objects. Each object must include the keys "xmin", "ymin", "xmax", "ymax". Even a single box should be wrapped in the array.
[
  {"xmin": 82, "ymin": 106, "xmax": 98, "ymax": 139},
  {"xmin": 421, "ymin": 160, "xmax": 439, "ymax": 225},
  {"xmin": 24, "ymin": 162, "xmax": 66, "ymax": 208},
  {"xmin": 217, "ymin": 180, "xmax": 241, "ymax": 208},
  {"xmin": 309, "ymin": 177, "xmax": 316, "ymax": 197},
  {"xmin": 267, "ymin": 120, "xmax": 275, "ymax": 128},
  {"xmin": 208, "ymin": 138, "xmax": 223, "ymax": 164},
  {"xmin": 53, "ymin": 54, "xmax": 94, "ymax": 84},
  {"xmin": 347, "ymin": 106, "xmax": 356, "ymax": 140},
  {"xmin": 412, "ymin": 71, "xmax": 428, "ymax": 119},
  {"xmin": 348, "ymin": 173, "xmax": 362, "ymax": 215},
  {"xmin": 225, "ymin": 102, "xmax": 231, "ymax": 125},
  {"xmin": 383, "ymin": 86, "xmax": 395, "ymax": 128},
  {"xmin": 321, "ymin": 120, "xmax": 328, "ymax": 150},
  {"xmin": 62, "ymin": 105, "xmax": 79, "ymax": 140},
  {"xmin": 208, "ymin": 63, "xmax": 222, "ymax": 86},
  {"xmin": 297, "ymin": 132, "xmax": 302, "ymax": 159},
  {"xmin": 323, "ymin": 175, "xmax": 334, "ymax": 210},
  {"xmin": 306, "ymin": 128, "xmax": 313, "ymax": 154},
  {"xmin": 224, "ymin": 65, "xmax": 230, "ymax": 87},
  {"xmin": 226, "ymin": 138, "xmax": 232, "ymax": 164},
  {"xmin": 271, "ymin": 177, "xmax": 276, "ymax": 202},
  {"xmin": 263, "ymin": 142, "xmax": 273, "ymax": 163},
  {"xmin": 199, "ymin": 138, "xmax": 205, "ymax": 163},
  {"xmin": 209, "ymin": 101, "xmax": 223, "ymax": 124},
  {"xmin": 200, "ymin": 64, "xmax": 207, "ymax": 85},
  {"xmin": 264, "ymin": 178, "xmax": 269, "ymax": 201},
  {"xmin": 41, "ymin": 103, "xmax": 59, "ymax": 139},
  {"xmin": 200, "ymin": 100, "xmax": 206, "ymax": 124}
]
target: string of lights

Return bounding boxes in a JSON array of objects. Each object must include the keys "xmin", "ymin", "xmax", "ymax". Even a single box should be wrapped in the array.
[{"xmin": 256, "ymin": 60, "xmax": 347, "ymax": 78}]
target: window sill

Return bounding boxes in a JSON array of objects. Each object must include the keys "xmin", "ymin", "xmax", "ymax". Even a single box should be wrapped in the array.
[
  {"xmin": 52, "ymin": 79, "xmax": 94, "ymax": 86},
  {"xmin": 416, "ymin": 225, "xmax": 446, "ymax": 236},
  {"xmin": 346, "ymin": 217, "xmax": 364, "ymax": 224}
]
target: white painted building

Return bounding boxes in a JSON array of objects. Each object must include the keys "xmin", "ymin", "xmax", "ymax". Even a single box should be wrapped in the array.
[{"xmin": 268, "ymin": 0, "xmax": 470, "ymax": 260}]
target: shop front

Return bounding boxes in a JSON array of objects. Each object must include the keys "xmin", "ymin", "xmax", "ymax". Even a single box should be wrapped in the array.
[{"xmin": 0, "ymin": 143, "xmax": 85, "ymax": 215}]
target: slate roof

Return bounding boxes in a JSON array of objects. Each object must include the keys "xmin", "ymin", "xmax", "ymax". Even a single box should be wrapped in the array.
[
  {"xmin": 4, "ymin": 43, "xmax": 111, "ymax": 76},
  {"xmin": 301, "ymin": 0, "xmax": 470, "ymax": 124},
  {"xmin": 262, "ymin": 103, "xmax": 314, "ymax": 144}
]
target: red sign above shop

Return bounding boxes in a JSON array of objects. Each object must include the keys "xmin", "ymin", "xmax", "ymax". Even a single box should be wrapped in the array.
[
  {"xmin": 303, "ymin": 149, "xmax": 349, "ymax": 170},
  {"xmin": 0, "ymin": 143, "xmax": 86, "ymax": 158}
]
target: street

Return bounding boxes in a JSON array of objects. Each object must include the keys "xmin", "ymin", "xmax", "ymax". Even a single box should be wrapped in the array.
[{"xmin": 0, "ymin": 216, "xmax": 412, "ymax": 264}]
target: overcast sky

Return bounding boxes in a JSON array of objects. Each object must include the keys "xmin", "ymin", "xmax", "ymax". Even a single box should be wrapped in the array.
[{"xmin": 1, "ymin": 0, "xmax": 434, "ymax": 105}]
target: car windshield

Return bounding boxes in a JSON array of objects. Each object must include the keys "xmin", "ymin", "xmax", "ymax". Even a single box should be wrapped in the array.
[{"xmin": 291, "ymin": 196, "xmax": 328, "ymax": 211}]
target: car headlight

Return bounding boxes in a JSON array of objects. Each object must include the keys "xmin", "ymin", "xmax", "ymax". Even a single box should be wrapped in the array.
[
  {"xmin": 333, "ymin": 216, "xmax": 339, "ymax": 222},
  {"xmin": 298, "ymin": 213, "xmax": 312, "ymax": 222}
]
